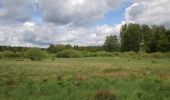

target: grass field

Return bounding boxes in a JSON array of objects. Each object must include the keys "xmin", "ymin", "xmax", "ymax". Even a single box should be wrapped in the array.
[{"xmin": 0, "ymin": 57, "xmax": 170, "ymax": 100}]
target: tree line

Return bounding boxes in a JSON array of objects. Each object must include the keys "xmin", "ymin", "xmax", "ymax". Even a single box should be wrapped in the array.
[
  {"xmin": 104, "ymin": 23, "xmax": 170, "ymax": 53},
  {"xmin": 0, "ymin": 45, "xmax": 104, "ymax": 53}
]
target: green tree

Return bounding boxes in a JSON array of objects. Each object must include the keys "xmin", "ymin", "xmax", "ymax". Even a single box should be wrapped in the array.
[
  {"xmin": 47, "ymin": 44, "xmax": 56, "ymax": 53},
  {"xmin": 166, "ymin": 30, "xmax": 170, "ymax": 50},
  {"xmin": 120, "ymin": 23, "xmax": 142, "ymax": 52},
  {"xmin": 104, "ymin": 35, "xmax": 119, "ymax": 52},
  {"xmin": 141, "ymin": 25, "xmax": 170, "ymax": 52},
  {"xmin": 120, "ymin": 24, "xmax": 127, "ymax": 51},
  {"xmin": 157, "ymin": 34, "xmax": 170, "ymax": 52},
  {"xmin": 166, "ymin": 30, "xmax": 170, "ymax": 41},
  {"xmin": 149, "ymin": 25, "xmax": 167, "ymax": 52},
  {"xmin": 141, "ymin": 24, "xmax": 152, "ymax": 52}
]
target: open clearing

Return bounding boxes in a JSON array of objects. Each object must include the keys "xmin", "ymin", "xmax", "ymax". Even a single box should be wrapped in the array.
[{"xmin": 0, "ymin": 57, "xmax": 170, "ymax": 100}]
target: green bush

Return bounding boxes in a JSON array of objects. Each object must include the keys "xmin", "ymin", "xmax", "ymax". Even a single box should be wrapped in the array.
[
  {"xmin": 96, "ymin": 51, "xmax": 112, "ymax": 57},
  {"xmin": 56, "ymin": 50, "xmax": 81, "ymax": 58},
  {"xmin": 20, "ymin": 51, "xmax": 27, "ymax": 58},
  {"xmin": 3, "ymin": 50, "xmax": 13, "ymax": 58},
  {"xmin": 26, "ymin": 48, "xmax": 46, "ymax": 61},
  {"xmin": 80, "ymin": 51, "xmax": 97, "ymax": 57},
  {"xmin": 3, "ymin": 50, "xmax": 22, "ymax": 58},
  {"xmin": 80, "ymin": 51, "xmax": 112, "ymax": 57}
]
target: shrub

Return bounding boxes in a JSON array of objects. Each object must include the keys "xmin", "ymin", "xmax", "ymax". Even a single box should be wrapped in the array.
[
  {"xmin": 96, "ymin": 51, "xmax": 112, "ymax": 57},
  {"xmin": 26, "ymin": 48, "xmax": 46, "ymax": 61},
  {"xmin": 20, "ymin": 51, "xmax": 27, "ymax": 58},
  {"xmin": 3, "ymin": 50, "xmax": 22, "ymax": 58},
  {"xmin": 81, "ymin": 51, "xmax": 97, "ymax": 57},
  {"xmin": 3, "ymin": 50, "xmax": 13, "ymax": 58},
  {"xmin": 93, "ymin": 89, "xmax": 116, "ymax": 100},
  {"xmin": 56, "ymin": 50, "xmax": 81, "ymax": 58}
]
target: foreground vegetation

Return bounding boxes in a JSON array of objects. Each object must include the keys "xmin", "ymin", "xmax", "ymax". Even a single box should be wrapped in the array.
[{"xmin": 0, "ymin": 55, "xmax": 170, "ymax": 100}]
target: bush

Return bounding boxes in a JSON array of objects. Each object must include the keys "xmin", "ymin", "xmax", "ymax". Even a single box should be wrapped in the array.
[
  {"xmin": 3, "ymin": 50, "xmax": 13, "ymax": 58},
  {"xmin": 26, "ymin": 48, "xmax": 46, "ymax": 61},
  {"xmin": 56, "ymin": 50, "xmax": 81, "ymax": 58},
  {"xmin": 96, "ymin": 51, "xmax": 112, "ymax": 57},
  {"xmin": 81, "ymin": 51, "xmax": 97, "ymax": 57},
  {"xmin": 3, "ymin": 50, "xmax": 22, "ymax": 58}
]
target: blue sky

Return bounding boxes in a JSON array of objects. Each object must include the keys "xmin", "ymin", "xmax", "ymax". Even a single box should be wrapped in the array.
[
  {"xmin": 0, "ymin": 0, "xmax": 169, "ymax": 47},
  {"xmin": 96, "ymin": 0, "xmax": 133, "ymax": 26}
]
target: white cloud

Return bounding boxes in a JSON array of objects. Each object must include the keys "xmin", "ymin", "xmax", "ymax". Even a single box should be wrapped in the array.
[
  {"xmin": 0, "ymin": 23, "xmax": 122, "ymax": 47},
  {"xmin": 0, "ymin": 0, "xmax": 32, "ymax": 23},
  {"xmin": 125, "ymin": 0, "xmax": 170, "ymax": 27},
  {"xmin": 39, "ymin": 0, "xmax": 121, "ymax": 26},
  {"xmin": 23, "ymin": 22, "xmax": 35, "ymax": 27}
]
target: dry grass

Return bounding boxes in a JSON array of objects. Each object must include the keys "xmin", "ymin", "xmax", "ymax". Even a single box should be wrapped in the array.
[
  {"xmin": 74, "ymin": 74, "xmax": 86, "ymax": 81},
  {"xmin": 93, "ymin": 89, "xmax": 116, "ymax": 100},
  {"xmin": 98, "ymin": 68, "xmax": 152, "ymax": 79}
]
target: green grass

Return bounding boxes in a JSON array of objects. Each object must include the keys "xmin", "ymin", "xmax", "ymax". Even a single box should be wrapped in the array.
[{"xmin": 0, "ymin": 57, "xmax": 170, "ymax": 100}]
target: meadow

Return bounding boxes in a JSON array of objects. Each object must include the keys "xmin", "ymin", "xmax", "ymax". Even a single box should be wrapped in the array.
[{"xmin": 0, "ymin": 55, "xmax": 170, "ymax": 100}]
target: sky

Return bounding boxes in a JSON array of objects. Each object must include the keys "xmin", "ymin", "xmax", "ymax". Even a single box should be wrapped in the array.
[{"xmin": 0, "ymin": 0, "xmax": 170, "ymax": 47}]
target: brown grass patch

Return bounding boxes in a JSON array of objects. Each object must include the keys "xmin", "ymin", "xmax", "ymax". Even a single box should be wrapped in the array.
[
  {"xmin": 93, "ymin": 89, "xmax": 116, "ymax": 100},
  {"xmin": 102, "ymin": 68, "xmax": 123, "ymax": 73},
  {"xmin": 6, "ymin": 79, "xmax": 17, "ymax": 88},
  {"xmin": 57, "ymin": 75, "xmax": 63, "ymax": 81},
  {"xmin": 74, "ymin": 74, "xmax": 86, "ymax": 81},
  {"xmin": 98, "ymin": 68, "xmax": 151, "ymax": 78},
  {"xmin": 158, "ymin": 72, "xmax": 170, "ymax": 80}
]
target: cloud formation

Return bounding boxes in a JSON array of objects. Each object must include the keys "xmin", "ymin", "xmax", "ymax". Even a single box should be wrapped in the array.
[
  {"xmin": 0, "ymin": 0, "xmax": 32, "ymax": 23},
  {"xmin": 0, "ymin": 22, "xmax": 121, "ymax": 47},
  {"xmin": 39, "ymin": 0, "xmax": 121, "ymax": 26},
  {"xmin": 125, "ymin": 0, "xmax": 170, "ymax": 27}
]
